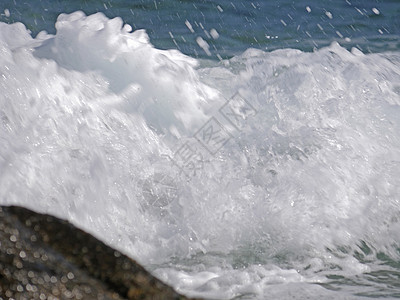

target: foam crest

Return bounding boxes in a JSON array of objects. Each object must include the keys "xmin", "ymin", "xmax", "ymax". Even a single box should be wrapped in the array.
[{"xmin": 34, "ymin": 11, "xmax": 217, "ymax": 134}]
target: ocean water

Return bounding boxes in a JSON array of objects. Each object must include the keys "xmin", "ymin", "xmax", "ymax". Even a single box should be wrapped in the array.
[
  {"xmin": 1, "ymin": 0, "xmax": 400, "ymax": 299},
  {"xmin": 2, "ymin": 0, "xmax": 400, "ymax": 58}
]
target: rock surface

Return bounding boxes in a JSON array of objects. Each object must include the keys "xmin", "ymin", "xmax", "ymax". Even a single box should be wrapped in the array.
[{"xmin": 0, "ymin": 205, "xmax": 192, "ymax": 300}]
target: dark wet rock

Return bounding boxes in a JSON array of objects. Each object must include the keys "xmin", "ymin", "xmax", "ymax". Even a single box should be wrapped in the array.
[{"xmin": 0, "ymin": 205, "xmax": 193, "ymax": 300}]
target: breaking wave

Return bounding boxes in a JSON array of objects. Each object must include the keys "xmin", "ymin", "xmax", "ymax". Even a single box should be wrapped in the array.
[{"xmin": 1, "ymin": 11, "xmax": 400, "ymax": 299}]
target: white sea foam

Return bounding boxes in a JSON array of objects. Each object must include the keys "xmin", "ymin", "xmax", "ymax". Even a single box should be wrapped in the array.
[{"xmin": 1, "ymin": 11, "xmax": 400, "ymax": 299}]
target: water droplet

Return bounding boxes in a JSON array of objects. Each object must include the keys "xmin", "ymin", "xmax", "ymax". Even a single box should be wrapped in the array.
[{"xmin": 372, "ymin": 8, "xmax": 380, "ymax": 15}]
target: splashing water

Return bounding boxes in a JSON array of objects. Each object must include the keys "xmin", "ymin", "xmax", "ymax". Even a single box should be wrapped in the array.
[{"xmin": 1, "ymin": 11, "xmax": 400, "ymax": 299}]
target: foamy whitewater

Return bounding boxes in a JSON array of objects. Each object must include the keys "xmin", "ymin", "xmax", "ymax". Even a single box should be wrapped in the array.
[{"xmin": 1, "ymin": 11, "xmax": 400, "ymax": 299}]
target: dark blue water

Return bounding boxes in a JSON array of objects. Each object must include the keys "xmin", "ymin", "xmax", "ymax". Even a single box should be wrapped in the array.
[{"xmin": 1, "ymin": 0, "xmax": 399, "ymax": 58}]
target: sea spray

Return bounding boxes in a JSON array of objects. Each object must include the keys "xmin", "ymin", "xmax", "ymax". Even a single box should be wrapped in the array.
[{"xmin": 1, "ymin": 11, "xmax": 400, "ymax": 299}]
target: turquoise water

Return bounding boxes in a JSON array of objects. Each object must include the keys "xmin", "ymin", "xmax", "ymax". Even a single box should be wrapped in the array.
[{"xmin": 1, "ymin": 1, "xmax": 400, "ymax": 299}]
